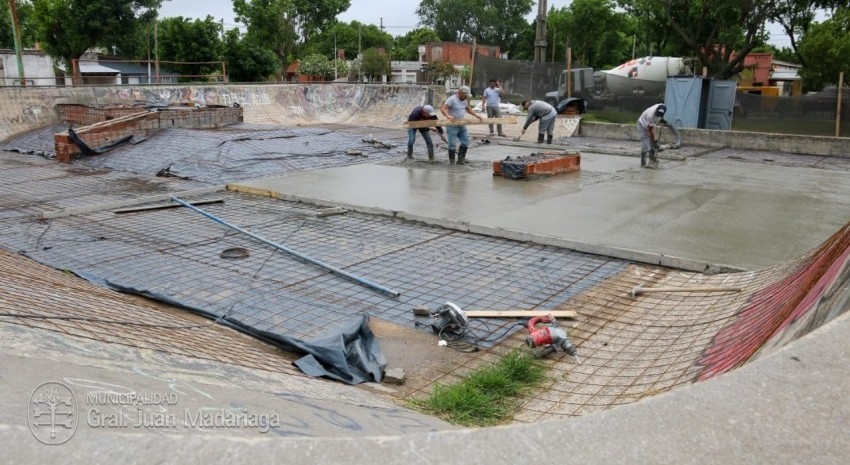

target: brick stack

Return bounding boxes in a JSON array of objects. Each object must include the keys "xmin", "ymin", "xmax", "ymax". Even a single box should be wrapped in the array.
[
  {"xmin": 54, "ymin": 105, "xmax": 243, "ymax": 162},
  {"xmin": 493, "ymin": 151, "xmax": 581, "ymax": 179}
]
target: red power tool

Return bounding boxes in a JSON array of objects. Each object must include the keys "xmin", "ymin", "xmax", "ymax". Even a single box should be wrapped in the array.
[{"xmin": 525, "ymin": 314, "xmax": 579, "ymax": 360}]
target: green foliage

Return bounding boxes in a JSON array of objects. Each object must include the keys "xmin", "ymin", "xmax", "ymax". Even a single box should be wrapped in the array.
[
  {"xmin": 304, "ymin": 21, "xmax": 393, "ymax": 62},
  {"xmin": 797, "ymin": 8, "xmax": 850, "ymax": 91},
  {"xmin": 156, "ymin": 16, "xmax": 224, "ymax": 81},
  {"xmin": 423, "ymin": 60, "xmax": 457, "ymax": 85},
  {"xmin": 411, "ymin": 349, "xmax": 547, "ymax": 426},
  {"xmin": 556, "ymin": 0, "xmax": 633, "ymax": 70},
  {"xmin": 393, "ymin": 28, "xmax": 441, "ymax": 61},
  {"xmin": 30, "ymin": 0, "xmax": 161, "ymax": 68},
  {"xmin": 296, "ymin": 52, "xmax": 348, "ymax": 80},
  {"xmin": 233, "ymin": 0, "xmax": 350, "ymax": 65},
  {"xmin": 223, "ymin": 29, "xmax": 280, "ymax": 82},
  {"xmin": 1, "ymin": 0, "xmax": 37, "ymax": 49},
  {"xmin": 658, "ymin": 0, "xmax": 776, "ymax": 79},
  {"xmin": 416, "ymin": 0, "xmax": 533, "ymax": 45},
  {"xmin": 360, "ymin": 47, "xmax": 390, "ymax": 82}
]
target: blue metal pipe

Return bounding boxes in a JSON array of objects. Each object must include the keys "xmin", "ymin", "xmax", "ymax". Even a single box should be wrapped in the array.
[{"xmin": 170, "ymin": 195, "xmax": 401, "ymax": 298}]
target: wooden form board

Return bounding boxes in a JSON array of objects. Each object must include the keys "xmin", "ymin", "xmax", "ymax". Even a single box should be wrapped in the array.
[
  {"xmin": 464, "ymin": 310, "xmax": 577, "ymax": 319},
  {"xmin": 403, "ymin": 117, "xmax": 517, "ymax": 129}
]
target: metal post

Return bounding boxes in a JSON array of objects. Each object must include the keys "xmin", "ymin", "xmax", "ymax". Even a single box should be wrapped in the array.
[
  {"xmin": 8, "ymin": 0, "xmax": 26, "ymax": 87},
  {"xmin": 836, "ymin": 72, "xmax": 844, "ymax": 138},
  {"xmin": 169, "ymin": 196, "xmax": 401, "ymax": 298}
]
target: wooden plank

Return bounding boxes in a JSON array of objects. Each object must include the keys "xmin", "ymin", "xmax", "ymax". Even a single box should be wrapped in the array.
[
  {"xmin": 464, "ymin": 310, "xmax": 577, "ymax": 318},
  {"xmin": 403, "ymin": 117, "xmax": 517, "ymax": 129}
]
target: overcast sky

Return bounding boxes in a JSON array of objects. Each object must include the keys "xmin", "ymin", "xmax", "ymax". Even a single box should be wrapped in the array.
[{"xmin": 158, "ymin": 0, "xmax": 796, "ymax": 48}]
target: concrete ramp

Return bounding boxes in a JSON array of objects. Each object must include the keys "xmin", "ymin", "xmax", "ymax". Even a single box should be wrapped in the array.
[{"xmin": 0, "ymin": 84, "xmax": 439, "ymax": 141}]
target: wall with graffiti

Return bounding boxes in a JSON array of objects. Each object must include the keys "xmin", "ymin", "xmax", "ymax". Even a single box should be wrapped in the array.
[{"xmin": 0, "ymin": 84, "xmax": 441, "ymax": 142}]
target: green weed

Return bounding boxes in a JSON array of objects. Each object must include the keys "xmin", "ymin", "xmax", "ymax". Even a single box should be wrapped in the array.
[{"xmin": 411, "ymin": 348, "xmax": 546, "ymax": 426}]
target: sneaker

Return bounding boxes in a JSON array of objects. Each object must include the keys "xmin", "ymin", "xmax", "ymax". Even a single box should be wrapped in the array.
[{"xmin": 498, "ymin": 133, "xmax": 506, "ymax": 137}]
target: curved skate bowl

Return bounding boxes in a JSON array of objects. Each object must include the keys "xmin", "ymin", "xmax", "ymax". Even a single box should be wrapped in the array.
[{"xmin": 1, "ymin": 83, "xmax": 849, "ymax": 462}]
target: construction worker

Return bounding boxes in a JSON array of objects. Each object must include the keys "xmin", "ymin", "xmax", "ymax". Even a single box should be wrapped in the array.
[
  {"xmin": 637, "ymin": 103, "xmax": 666, "ymax": 169},
  {"xmin": 406, "ymin": 104, "xmax": 446, "ymax": 161},
  {"xmin": 520, "ymin": 100, "xmax": 557, "ymax": 144},
  {"xmin": 440, "ymin": 86, "xmax": 483, "ymax": 165},
  {"xmin": 481, "ymin": 79, "xmax": 506, "ymax": 137}
]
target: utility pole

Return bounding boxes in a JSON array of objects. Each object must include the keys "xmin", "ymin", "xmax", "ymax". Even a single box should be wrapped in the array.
[
  {"xmin": 533, "ymin": 0, "xmax": 547, "ymax": 63},
  {"xmin": 334, "ymin": 32, "xmax": 338, "ymax": 81},
  {"xmin": 8, "ymin": 0, "xmax": 26, "ymax": 86},
  {"xmin": 154, "ymin": 18, "xmax": 160, "ymax": 83}
]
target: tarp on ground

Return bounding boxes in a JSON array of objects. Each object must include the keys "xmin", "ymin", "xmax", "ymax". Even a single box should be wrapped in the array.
[{"xmin": 76, "ymin": 271, "xmax": 386, "ymax": 385}]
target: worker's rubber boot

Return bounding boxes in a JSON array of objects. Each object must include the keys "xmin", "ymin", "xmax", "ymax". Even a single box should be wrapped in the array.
[
  {"xmin": 546, "ymin": 134, "xmax": 553, "ymax": 144},
  {"xmin": 456, "ymin": 145, "xmax": 468, "ymax": 165},
  {"xmin": 640, "ymin": 151, "xmax": 648, "ymax": 168},
  {"xmin": 426, "ymin": 143, "xmax": 435, "ymax": 161},
  {"xmin": 646, "ymin": 149, "xmax": 659, "ymax": 169},
  {"xmin": 448, "ymin": 149, "xmax": 456, "ymax": 164},
  {"xmin": 406, "ymin": 144, "xmax": 414, "ymax": 160},
  {"xmin": 537, "ymin": 133, "xmax": 545, "ymax": 144}
]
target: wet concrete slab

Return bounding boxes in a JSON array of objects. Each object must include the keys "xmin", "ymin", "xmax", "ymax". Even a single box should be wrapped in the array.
[{"xmin": 233, "ymin": 144, "xmax": 850, "ymax": 271}]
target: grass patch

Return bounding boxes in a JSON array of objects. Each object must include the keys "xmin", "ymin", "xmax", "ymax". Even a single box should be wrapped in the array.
[{"xmin": 411, "ymin": 348, "xmax": 547, "ymax": 426}]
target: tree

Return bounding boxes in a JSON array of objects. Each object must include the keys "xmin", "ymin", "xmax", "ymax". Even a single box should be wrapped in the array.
[
  {"xmin": 1, "ymin": 0, "xmax": 36, "ymax": 49},
  {"xmin": 360, "ymin": 47, "xmax": 390, "ymax": 82},
  {"xmin": 557, "ymin": 0, "xmax": 633, "ymax": 70},
  {"xmin": 233, "ymin": 0, "xmax": 350, "ymax": 68},
  {"xmin": 222, "ymin": 28, "xmax": 280, "ymax": 82},
  {"xmin": 30, "ymin": 0, "xmax": 161, "ymax": 70},
  {"xmin": 298, "ymin": 53, "xmax": 338, "ymax": 79},
  {"xmin": 156, "ymin": 16, "xmax": 224, "ymax": 81},
  {"xmin": 616, "ymin": 0, "xmax": 691, "ymax": 58},
  {"xmin": 797, "ymin": 7, "xmax": 850, "ymax": 91},
  {"xmin": 416, "ymin": 0, "xmax": 533, "ymax": 45},
  {"xmin": 658, "ymin": 0, "xmax": 777, "ymax": 79},
  {"xmin": 769, "ymin": 0, "xmax": 847, "ymax": 68},
  {"xmin": 304, "ymin": 21, "xmax": 393, "ymax": 62},
  {"xmin": 393, "ymin": 27, "xmax": 441, "ymax": 61}
]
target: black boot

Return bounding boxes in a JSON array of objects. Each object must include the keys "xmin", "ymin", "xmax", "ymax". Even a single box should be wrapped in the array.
[
  {"xmin": 406, "ymin": 144, "xmax": 413, "ymax": 160},
  {"xmin": 640, "ymin": 151, "xmax": 648, "ymax": 168},
  {"xmin": 456, "ymin": 145, "xmax": 468, "ymax": 165},
  {"xmin": 448, "ymin": 149, "xmax": 456, "ymax": 164},
  {"xmin": 426, "ymin": 143, "xmax": 435, "ymax": 161},
  {"xmin": 537, "ymin": 133, "xmax": 544, "ymax": 144},
  {"xmin": 546, "ymin": 134, "xmax": 553, "ymax": 144}
]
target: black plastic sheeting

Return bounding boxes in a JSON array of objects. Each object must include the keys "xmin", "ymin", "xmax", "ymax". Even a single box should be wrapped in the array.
[
  {"xmin": 76, "ymin": 271, "xmax": 386, "ymax": 385},
  {"xmin": 499, "ymin": 157, "xmax": 528, "ymax": 179}
]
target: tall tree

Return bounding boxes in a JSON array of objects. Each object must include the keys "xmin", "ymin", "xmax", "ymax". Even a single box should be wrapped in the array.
[
  {"xmin": 797, "ymin": 7, "xmax": 850, "ymax": 90},
  {"xmin": 1, "ymin": 0, "xmax": 36, "ymax": 49},
  {"xmin": 616, "ymin": 0, "xmax": 691, "ymax": 57},
  {"xmin": 770, "ymin": 0, "xmax": 846, "ymax": 68},
  {"xmin": 304, "ymin": 21, "xmax": 393, "ymax": 61},
  {"xmin": 222, "ymin": 28, "xmax": 280, "ymax": 82},
  {"xmin": 359, "ymin": 47, "xmax": 390, "ymax": 82},
  {"xmin": 559, "ymin": 0, "xmax": 633, "ymax": 69},
  {"xmin": 661, "ymin": 0, "xmax": 776, "ymax": 79},
  {"xmin": 156, "ymin": 16, "xmax": 224, "ymax": 80},
  {"xmin": 393, "ymin": 27, "xmax": 441, "ymax": 61},
  {"xmin": 233, "ymin": 0, "xmax": 350, "ymax": 68},
  {"xmin": 30, "ymin": 0, "xmax": 161, "ymax": 69},
  {"xmin": 416, "ymin": 0, "xmax": 533, "ymax": 45}
]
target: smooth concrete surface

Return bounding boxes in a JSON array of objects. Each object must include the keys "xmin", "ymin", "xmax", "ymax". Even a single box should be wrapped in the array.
[
  {"xmin": 0, "ymin": 322, "xmax": 449, "ymax": 444},
  {"xmin": 232, "ymin": 144, "xmax": 850, "ymax": 271},
  {"xmin": 8, "ymin": 309, "xmax": 849, "ymax": 465}
]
